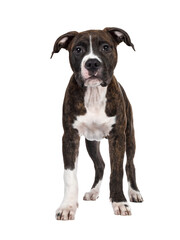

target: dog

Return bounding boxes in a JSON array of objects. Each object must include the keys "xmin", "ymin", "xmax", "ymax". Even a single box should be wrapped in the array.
[{"xmin": 51, "ymin": 27, "xmax": 143, "ymax": 220}]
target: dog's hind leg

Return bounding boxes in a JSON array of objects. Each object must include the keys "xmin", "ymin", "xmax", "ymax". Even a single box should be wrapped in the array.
[
  {"xmin": 83, "ymin": 139, "xmax": 105, "ymax": 201},
  {"xmin": 121, "ymin": 85, "xmax": 143, "ymax": 203}
]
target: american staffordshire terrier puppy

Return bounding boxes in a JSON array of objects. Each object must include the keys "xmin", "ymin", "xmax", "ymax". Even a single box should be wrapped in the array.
[{"xmin": 51, "ymin": 27, "xmax": 143, "ymax": 220}]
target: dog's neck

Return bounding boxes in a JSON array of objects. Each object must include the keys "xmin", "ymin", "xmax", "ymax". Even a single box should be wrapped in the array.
[{"xmin": 84, "ymin": 86, "xmax": 107, "ymax": 112}]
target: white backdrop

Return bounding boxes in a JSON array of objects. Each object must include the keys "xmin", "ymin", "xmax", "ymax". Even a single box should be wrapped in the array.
[{"xmin": 0, "ymin": 0, "xmax": 180, "ymax": 239}]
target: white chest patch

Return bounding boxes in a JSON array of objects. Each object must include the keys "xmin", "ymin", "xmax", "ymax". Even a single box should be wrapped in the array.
[{"xmin": 73, "ymin": 86, "xmax": 116, "ymax": 141}]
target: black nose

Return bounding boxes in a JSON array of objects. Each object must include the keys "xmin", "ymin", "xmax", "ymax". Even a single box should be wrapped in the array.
[{"xmin": 85, "ymin": 59, "xmax": 101, "ymax": 72}]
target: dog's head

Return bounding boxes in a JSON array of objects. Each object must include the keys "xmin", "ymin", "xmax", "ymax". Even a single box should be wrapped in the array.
[{"xmin": 51, "ymin": 27, "xmax": 135, "ymax": 87}]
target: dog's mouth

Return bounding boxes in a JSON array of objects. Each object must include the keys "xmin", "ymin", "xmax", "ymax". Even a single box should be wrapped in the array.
[{"xmin": 84, "ymin": 75, "xmax": 103, "ymax": 87}]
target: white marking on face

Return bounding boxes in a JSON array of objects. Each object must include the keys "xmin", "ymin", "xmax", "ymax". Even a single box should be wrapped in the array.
[
  {"xmin": 128, "ymin": 182, "xmax": 143, "ymax": 202},
  {"xmin": 56, "ymin": 160, "xmax": 78, "ymax": 220},
  {"xmin": 83, "ymin": 180, "xmax": 102, "ymax": 201},
  {"xmin": 81, "ymin": 35, "xmax": 102, "ymax": 80},
  {"xmin": 73, "ymin": 86, "xmax": 116, "ymax": 141}
]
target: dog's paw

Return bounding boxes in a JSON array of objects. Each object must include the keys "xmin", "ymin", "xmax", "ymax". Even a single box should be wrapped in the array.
[
  {"xmin": 112, "ymin": 202, "xmax": 132, "ymax": 216},
  {"xmin": 83, "ymin": 182, "xmax": 101, "ymax": 201},
  {"xmin": 56, "ymin": 202, "xmax": 78, "ymax": 220},
  {"xmin": 128, "ymin": 187, "xmax": 143, "ymax": 202},
  {"xmin": 83, "ymin": 189, "xmax": 99, "ymax": 201}
]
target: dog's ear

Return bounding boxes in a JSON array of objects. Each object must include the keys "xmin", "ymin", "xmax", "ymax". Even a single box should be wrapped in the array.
[
  {"xmin": 50, "ymin": 31, "xmax": 78, "ymax": 59},
  {"xmin": 104, "ymin": 27, "xmax": 135, "ymax": 51}
]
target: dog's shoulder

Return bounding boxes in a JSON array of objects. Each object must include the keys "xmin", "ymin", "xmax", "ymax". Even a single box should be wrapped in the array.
[
  {"xmin": 105, "ymin": 77, "xmax": 125, "ymax": 116},
  {"xmin": 63, "ymin": 74, "xmax": 86, "ymax": 116},
  {"xmin": 118, "ymin": 83, "xmax": 133, "ymax": 113}
]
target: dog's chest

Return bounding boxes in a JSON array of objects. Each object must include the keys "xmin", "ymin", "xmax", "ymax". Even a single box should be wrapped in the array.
[{"xmin": 73, "ymin": 86, "xmax": 116, "ymax": 141}]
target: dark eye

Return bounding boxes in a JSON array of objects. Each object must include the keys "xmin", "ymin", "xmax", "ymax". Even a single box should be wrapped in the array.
[
  {"xmin": 74, "ymin": 46, "xmax": 83, "ymax": 55},
  {"xmin": 102, "ymin": 44, "xmax": 112, "ymax": 52}
]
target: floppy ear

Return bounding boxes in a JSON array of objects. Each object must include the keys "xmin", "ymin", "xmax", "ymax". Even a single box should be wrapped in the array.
[
  {"xmin": 104, "ymin": 27, "xmax": 135, "ymax": 51},
  {"xmin": 50, "ymin": 31, "xmax": 78, "ymax": 59}
]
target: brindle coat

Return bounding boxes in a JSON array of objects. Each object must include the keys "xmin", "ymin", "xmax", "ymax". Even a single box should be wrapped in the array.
[{"xmin": 51, "ymin": 27, "xmax": 143, "ymax": 219}]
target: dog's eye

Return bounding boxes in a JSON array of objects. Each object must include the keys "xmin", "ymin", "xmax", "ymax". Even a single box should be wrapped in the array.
[
  {"xmin": 102, "ymin": 44, "xmax": 112, "ymax": 52},
  {"xmin": 74, "ymin": 46, "xmax": 83, "ymax": 55}
]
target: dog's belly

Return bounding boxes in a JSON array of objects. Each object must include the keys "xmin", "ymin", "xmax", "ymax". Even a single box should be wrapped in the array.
[{"xmin": 73, "ymin": 86, "xmax": 116, "ymax": 141}]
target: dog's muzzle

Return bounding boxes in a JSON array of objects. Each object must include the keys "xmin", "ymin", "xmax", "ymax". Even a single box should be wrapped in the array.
[
  {"xmin": 85, "ymin": 59, "xmax": 101, "ymax": 72},
  {"xmin": 83, "ymin": 59, "xmax": 103, "ymax": 87}
]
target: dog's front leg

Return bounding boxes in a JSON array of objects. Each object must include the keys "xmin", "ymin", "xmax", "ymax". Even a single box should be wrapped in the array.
[
  {"xmin": 56, "ymin": 130, "xmax": 80, "ymax": 220},
  {"xmin": 109, "ymin": 130, "xmax": 131, "ymax": 216}
]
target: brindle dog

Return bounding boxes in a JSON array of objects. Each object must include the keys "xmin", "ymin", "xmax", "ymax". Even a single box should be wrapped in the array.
[{"xmin": 51, "ymin": 27, "xmax": 143, "ymax": 220}]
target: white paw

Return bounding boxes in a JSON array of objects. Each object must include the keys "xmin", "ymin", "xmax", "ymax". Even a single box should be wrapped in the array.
[
  {"xmin": 128, "ymin": 186, "xmax": 143, "ymax": 202},
  {"xmin": 83, "ymin": 181, "xmax": 101, "ymax": 201},
  {"xmin": 83, "ymin": 190, "xmax": 99, "ymax": 201},
  {"xmin": 112, "ymin": 202, "xmax": 132, "ymax": 216},
  {"xmin": 56, "ymin": 202, "xmax": 78, "ymax": 220}
]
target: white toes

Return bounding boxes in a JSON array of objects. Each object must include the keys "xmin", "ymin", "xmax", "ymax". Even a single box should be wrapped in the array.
[
  {"xmin": 128, "ymin": 187, "xmax": 143, "ymax": 202},
  {"xmin": 112, "ymin": 202, "xmax": 132, "ymax": 216},
  {"xmin": 83, "ymin": 191, "xmax": 99, "ymax": 201},
  {"xmin": 83, "ymin": 181, "xmax": 101, "ymax": 201},
  {"xmin": 130, "ymin": 191, "xmax": 143, "ymax": 202},
  {"xmin": 56, "ymin": 203, "xmax": 78, "ymax": 221},
  {"xmin": 128, "ymin": 182, "xmax": 143, "ymax": 202}
]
